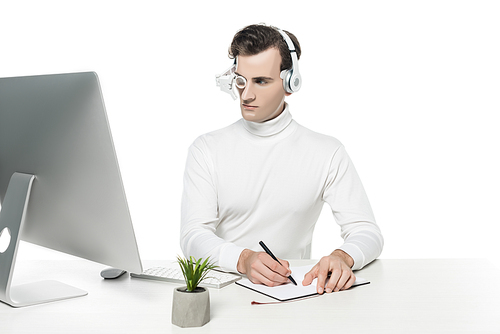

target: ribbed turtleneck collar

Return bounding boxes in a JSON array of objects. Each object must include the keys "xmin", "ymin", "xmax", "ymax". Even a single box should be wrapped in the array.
[{"xmin": 241, "ymin": 103, "xmax": 293, "ymax": 137}]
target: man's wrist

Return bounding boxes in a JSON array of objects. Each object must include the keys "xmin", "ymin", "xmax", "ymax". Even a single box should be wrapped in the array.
[
  {"xmin": 236, "ymin": 249, "xmax": 253, "ymax": 274},
  {"xmin": 331, "ymin": 249, "xmax": 354, "ymax": 268}
]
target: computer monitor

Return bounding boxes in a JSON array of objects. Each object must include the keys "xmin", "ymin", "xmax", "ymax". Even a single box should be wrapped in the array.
[{"xmin": 0, "ymin": 72, "xmax": 143, "ymax": 307}]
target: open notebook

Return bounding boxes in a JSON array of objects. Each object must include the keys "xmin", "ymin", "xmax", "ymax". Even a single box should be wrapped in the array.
[{"xmin": 236, "ymin": 264, "xmax": 369, "ymax": 302}]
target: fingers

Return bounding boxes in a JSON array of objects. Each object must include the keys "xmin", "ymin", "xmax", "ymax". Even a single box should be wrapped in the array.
[
  {"xmin": 302, "ymin": 264, "xmax": 318, "ymax": 286},
  {"xmin": 316, "ymin": 257, "xmax": 331, "ymax": 294},
  {"xmin": 343, "ymin": 272, "xmax": 357, "ymax": 290},
  {"xmin": 325, "ymin": 267, "xmax": 355, "ymax": 293},
  {"xmin": 259, "ymin": 254, "xmax": 291, "ymax": 277},
  {"xmin": 248, "ymin": 269, "xmax": 281, "ymax": 287},
  {"xmin": 246, "ymin": 252, "xmax": 291, "ymax": 286},
  {"xmin": 314, "ymin": 255, "xmax": 356, "ymax": 294},
  {"xmin": 257, "ymin": 255, "xmax": 290, "ymax": 285},
  {"xmin": 281, "ymin": 259, "xmax": 291, "ymax": 272}
]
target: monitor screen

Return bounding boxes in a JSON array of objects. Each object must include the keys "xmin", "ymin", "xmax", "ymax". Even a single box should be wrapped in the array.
[{"xmin": 0, "ymin": 72, "xmax": 143, "ymax": 307}]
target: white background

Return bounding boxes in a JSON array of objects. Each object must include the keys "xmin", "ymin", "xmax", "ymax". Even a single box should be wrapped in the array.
[{"xmin": 1, "ymin": 1, "xmax": 499, "ymax": 268}]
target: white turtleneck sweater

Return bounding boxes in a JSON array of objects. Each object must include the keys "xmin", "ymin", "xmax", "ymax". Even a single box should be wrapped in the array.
[{"xmin": 180, "ymin": 105, "xmax": 383, "ymax": 272}]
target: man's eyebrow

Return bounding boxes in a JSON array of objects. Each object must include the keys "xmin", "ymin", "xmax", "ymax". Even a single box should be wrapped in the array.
[
  {"xmin": 253, "ymin": 76, "xmax": 274, "ymax": 81},
  {"xmin": 235, "ymin": 72, "xmax": 274, "ymax": 81}
]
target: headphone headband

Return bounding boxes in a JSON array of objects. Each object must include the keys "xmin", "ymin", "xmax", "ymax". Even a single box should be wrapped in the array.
[{"xmin": 277, "ymin": 29, "xmax": 301, "ymax": 93}]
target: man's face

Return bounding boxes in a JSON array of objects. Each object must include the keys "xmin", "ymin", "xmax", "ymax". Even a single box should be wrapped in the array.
[{"xmin": 235, "ymin": 48, "xmax": 291, "ymax": 123}]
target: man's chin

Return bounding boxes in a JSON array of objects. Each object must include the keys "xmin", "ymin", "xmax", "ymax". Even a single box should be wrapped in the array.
[{"xmin": 241, "ymin": 109, "xmax": 263, "ymax": 123}]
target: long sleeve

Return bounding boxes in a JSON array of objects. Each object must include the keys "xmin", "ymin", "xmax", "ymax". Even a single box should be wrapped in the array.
[
  {"xmin": 180, "ymin": 137, "xmax": 245, "ymax": 272},
  {"xmin": 322, "ymin": 145, "xmax": 384, "ymax": 270}
]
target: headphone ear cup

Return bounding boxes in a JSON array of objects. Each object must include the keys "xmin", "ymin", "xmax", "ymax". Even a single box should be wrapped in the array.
[
  {"xmin": 281, "ymin": 69, "xmax": 293, "ymax": 93},
  {"xmin": 282, "ymin": 70, "xmax": 301, "ymax": 93},
  {"xmin": 290, "ymin": 72, "xmax": 302, "ymax": 93}
]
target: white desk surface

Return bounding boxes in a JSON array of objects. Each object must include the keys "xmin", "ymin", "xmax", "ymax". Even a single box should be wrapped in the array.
[{"xmin": 1, "ymin": 259, "xmax": 499, "ymax": 333}]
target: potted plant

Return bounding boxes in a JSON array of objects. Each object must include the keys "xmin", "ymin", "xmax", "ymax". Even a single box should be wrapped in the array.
[{"xmin": 171, "ymin": 256, "xmax": 218, "ymax": 328}]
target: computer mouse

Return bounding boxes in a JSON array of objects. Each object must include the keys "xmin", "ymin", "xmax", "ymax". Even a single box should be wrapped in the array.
[{"xmin": 100, "ymin": 267, "xmax": 127, "ymax": 279}]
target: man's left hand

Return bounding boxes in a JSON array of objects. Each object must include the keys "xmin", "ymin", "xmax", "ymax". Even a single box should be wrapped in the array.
[{"xmin": 302, "ymin": 249, "xmax": 355, "ymax": 294}]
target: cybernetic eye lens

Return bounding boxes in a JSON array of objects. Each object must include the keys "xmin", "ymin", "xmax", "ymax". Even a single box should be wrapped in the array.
[
  {"xmin": 215, "ymin": 64, "xmax": 238, "ymax": 100},
  {"xmin": 215, "ymin": 64, "xmax": 249, "ymax": 99},
  {"xmin": 234, "ymin": 75, "xmax": 246, "ymax": 89}
]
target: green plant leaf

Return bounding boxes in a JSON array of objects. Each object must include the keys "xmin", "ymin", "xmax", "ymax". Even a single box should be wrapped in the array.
[{"xmin": 176, "ymin": 255, "xmax": 218, "ymax": 292}]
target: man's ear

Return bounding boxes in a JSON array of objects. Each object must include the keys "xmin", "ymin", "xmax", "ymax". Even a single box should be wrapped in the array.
[{"xmin": 285, "ymin": 92, "xmax": 292, "ymax": 97}]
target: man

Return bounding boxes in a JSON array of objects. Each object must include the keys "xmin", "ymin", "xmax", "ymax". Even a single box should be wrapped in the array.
[{"xmin": 181, "ymin": 24, "xmax": 383, "ymax": 294}]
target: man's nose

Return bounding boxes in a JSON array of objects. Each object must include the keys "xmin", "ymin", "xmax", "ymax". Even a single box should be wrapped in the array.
[{"xmin": 240, "ymin": 82, "xmax": 255, "ymax": 102}]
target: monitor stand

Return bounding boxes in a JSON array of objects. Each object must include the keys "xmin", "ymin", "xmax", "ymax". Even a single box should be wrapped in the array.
[{"xmin": 0, "ymin": 172, "xmax": 87, "ymax": 307}]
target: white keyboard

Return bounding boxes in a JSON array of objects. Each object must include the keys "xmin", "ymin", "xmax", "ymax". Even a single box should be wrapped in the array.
[{"xmin": 130, "ymin": 267, "xmax": 241, "ymax": 289}]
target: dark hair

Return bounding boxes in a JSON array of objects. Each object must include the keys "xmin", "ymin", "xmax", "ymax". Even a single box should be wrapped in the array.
[{"xmin": 229, "ymin": 24, "xmax": 301, "ymax": 72}]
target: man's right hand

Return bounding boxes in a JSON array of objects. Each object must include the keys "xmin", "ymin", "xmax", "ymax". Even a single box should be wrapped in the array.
[{"xmin": 236, "ymin": 249, "xmax": 291, "ymax": 287}]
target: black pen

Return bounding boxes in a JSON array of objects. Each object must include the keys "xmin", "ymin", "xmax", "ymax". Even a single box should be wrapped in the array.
[{"xmin": 259, "ymin": 241, "xmax": 297, "ymax": 286}]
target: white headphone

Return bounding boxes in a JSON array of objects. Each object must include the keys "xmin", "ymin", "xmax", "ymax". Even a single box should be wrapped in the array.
[{"xmin": 277, "ymin": 29, "xmax": 302, "ymax": 94}]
